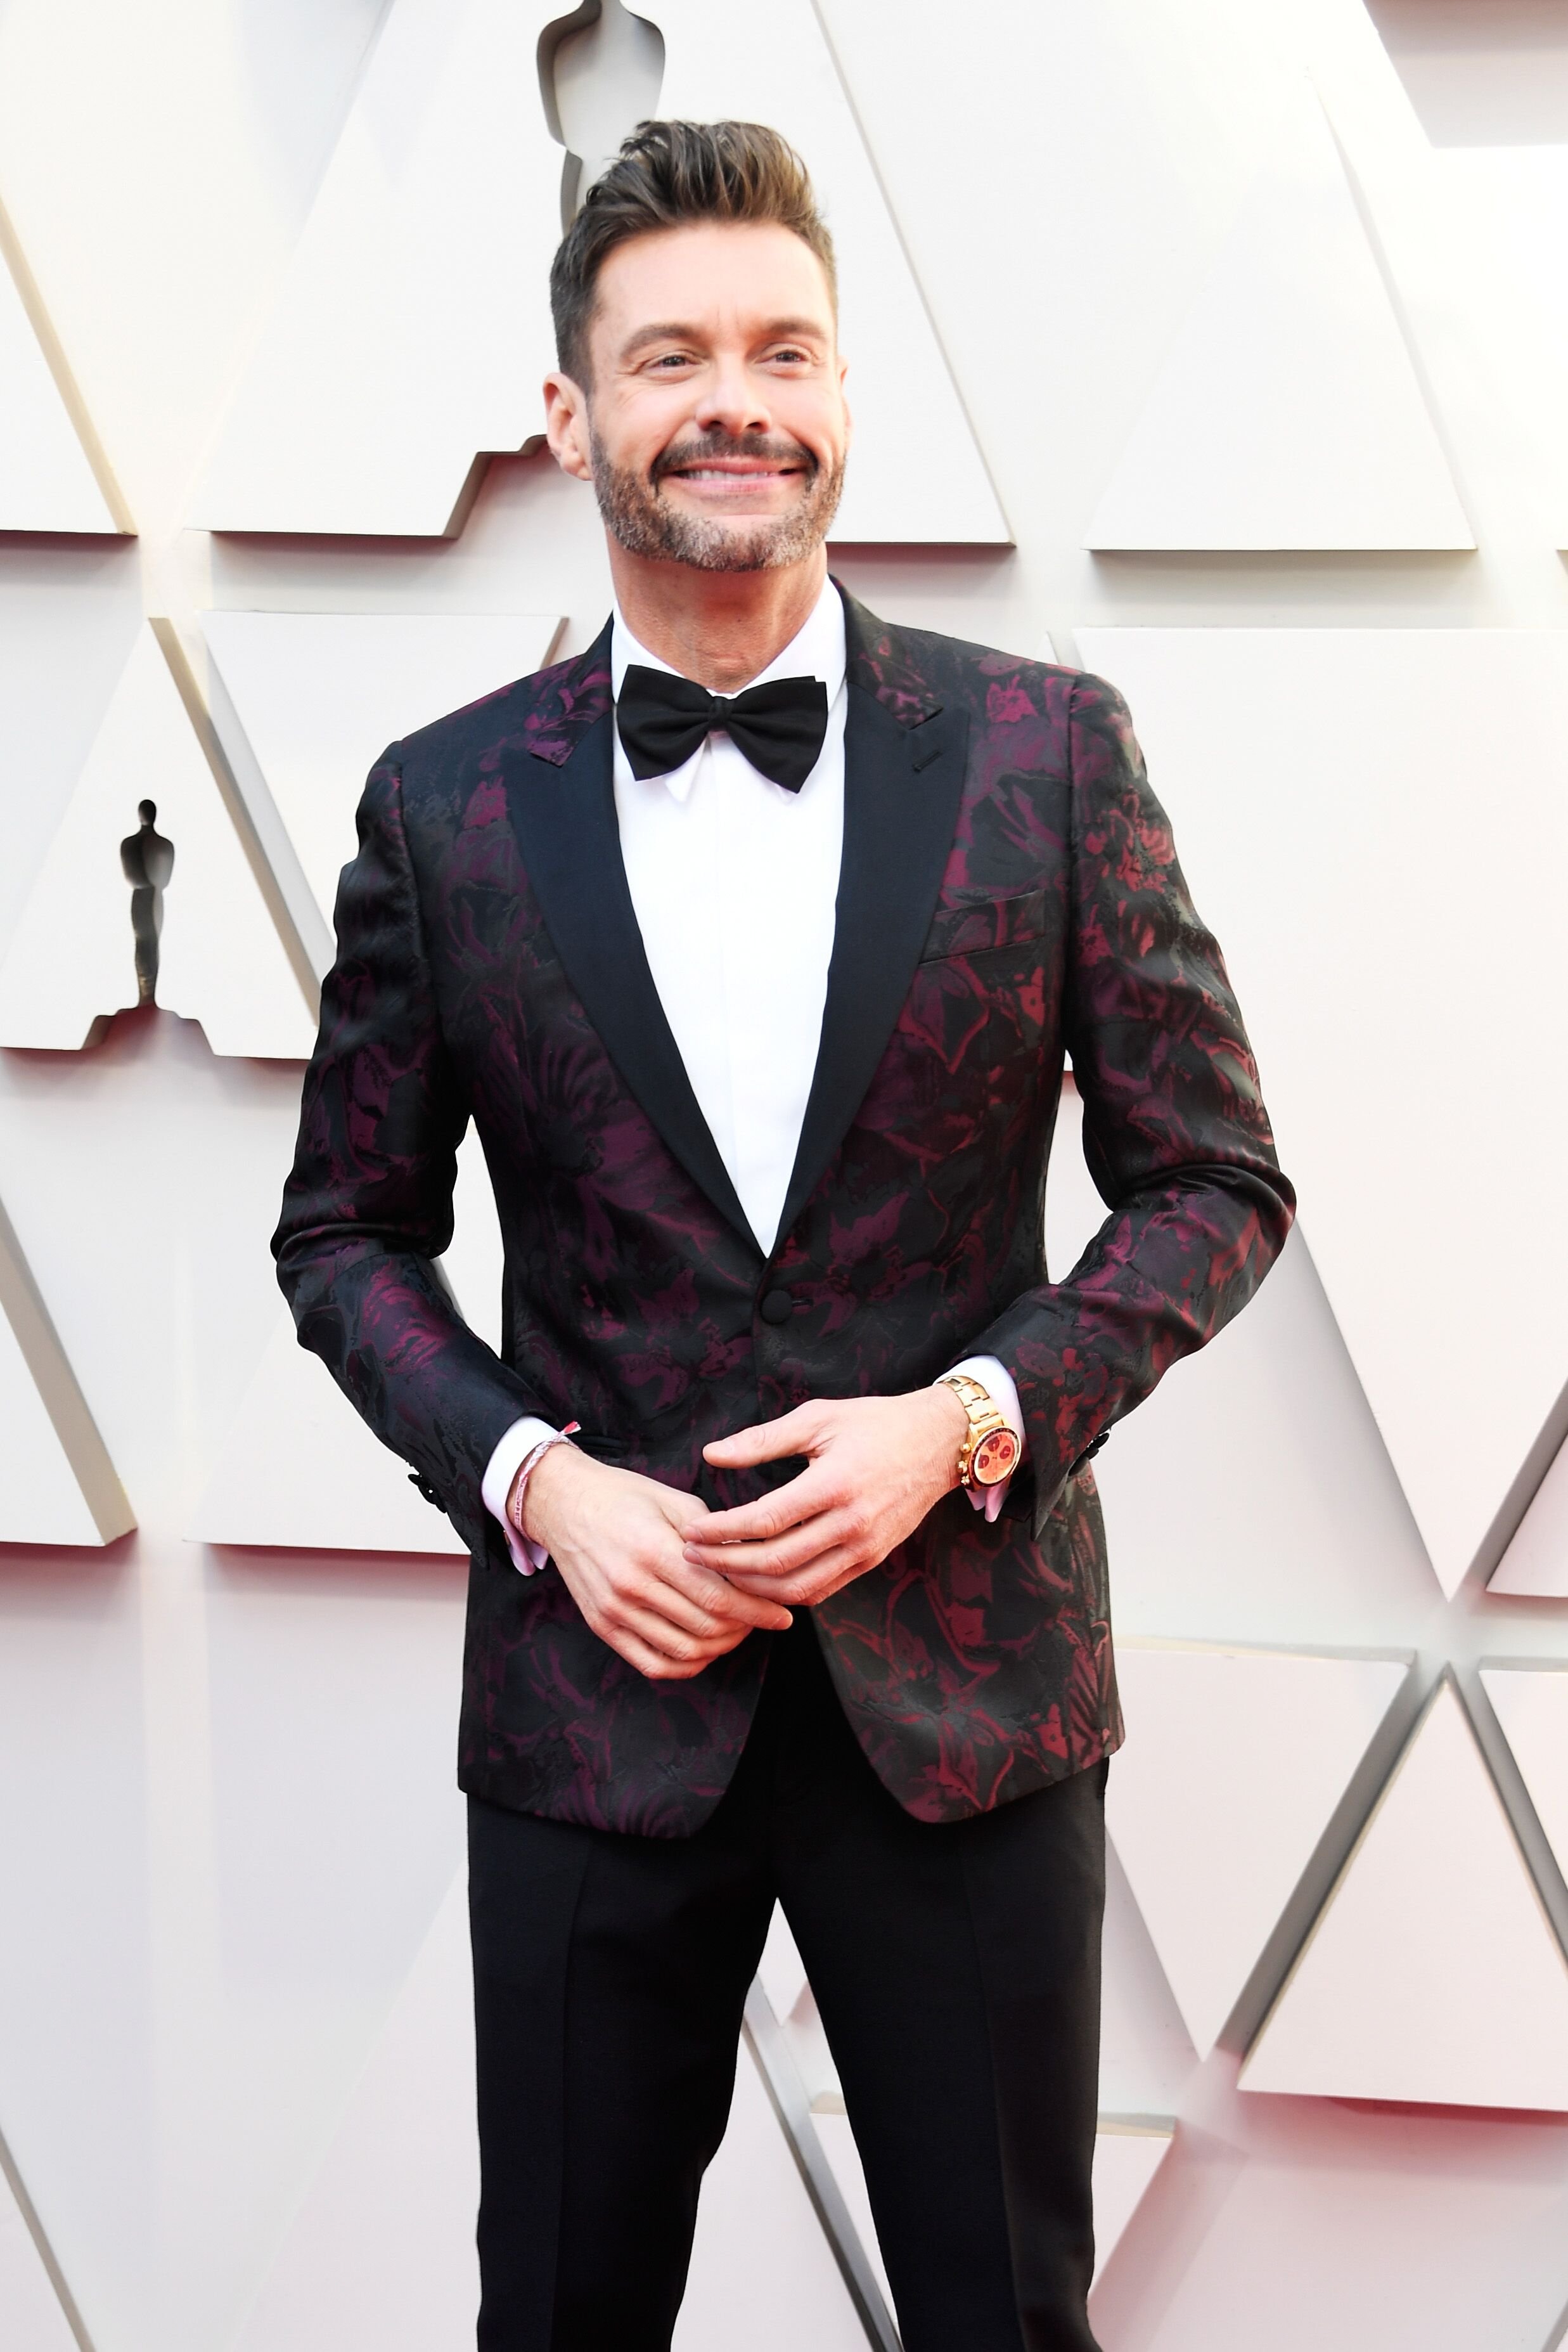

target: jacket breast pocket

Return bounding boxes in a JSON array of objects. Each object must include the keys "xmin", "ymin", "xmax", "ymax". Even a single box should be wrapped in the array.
[{"xmin": 916, "ymin": 885, "xmax": 1052, "ymax": 966}]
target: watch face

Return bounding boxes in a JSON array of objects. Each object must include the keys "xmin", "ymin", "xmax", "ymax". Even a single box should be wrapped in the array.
[{"xmin": 972, "ymin": 1427, "xmax": 1020, "ymax": 1486}]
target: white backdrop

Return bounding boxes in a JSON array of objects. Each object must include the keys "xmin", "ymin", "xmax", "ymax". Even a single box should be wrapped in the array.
[{"xmin": 2, "ymin": 2, "xmax": 1568, "ymax": 2348}]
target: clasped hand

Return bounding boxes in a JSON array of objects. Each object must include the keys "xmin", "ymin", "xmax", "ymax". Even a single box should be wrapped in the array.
[{"xmin": 519, "ymin": 1386, "xmax": 968, "ymax": 1683}]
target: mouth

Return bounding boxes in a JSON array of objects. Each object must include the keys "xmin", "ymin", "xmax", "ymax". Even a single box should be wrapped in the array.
[
  {"xmin": 654, "ymin": 444, "xmax": 816, "ymax": 498},
  {"xmin": 669, "ymin": 463, "xmax": 802, "ymax": 482}
]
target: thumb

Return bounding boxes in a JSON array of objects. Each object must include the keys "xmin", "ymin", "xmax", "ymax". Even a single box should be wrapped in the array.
[
  {"xmin": 655, "ymin": 1487, "xmax": 711, "ymax": 1535},
  {"xmin": 704, "ymin": 1404, "xmax": 821, "ymax": 1468}
]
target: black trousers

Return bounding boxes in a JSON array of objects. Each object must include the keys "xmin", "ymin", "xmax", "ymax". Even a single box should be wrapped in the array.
[{"xmin": 468, "ymin": 1615, "xmax": 1107, "ymax": 2352}]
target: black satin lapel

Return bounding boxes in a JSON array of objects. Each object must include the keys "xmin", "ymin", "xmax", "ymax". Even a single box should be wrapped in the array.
[
  {"xmin": 505, "ymin": 708, "xmax": 762, "ymax": 1255},
  {"xmin": 776, "ymin": 685, "xmax": 970, "ymax": 1246}
]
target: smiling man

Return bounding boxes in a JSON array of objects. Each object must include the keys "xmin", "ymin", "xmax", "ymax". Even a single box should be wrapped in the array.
[{"xmin": 274, "ymin": 120, "xmax": 1294, "ymax": 2352}]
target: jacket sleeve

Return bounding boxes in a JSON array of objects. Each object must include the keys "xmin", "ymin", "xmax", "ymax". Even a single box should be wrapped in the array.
[
  {"xmin": 972, "ymin": 671, "xmax": 1295, "ymax": 1527},
  {"xmin": 271, "ymin": 749, "xmax": 546, "ymax": 1556}
]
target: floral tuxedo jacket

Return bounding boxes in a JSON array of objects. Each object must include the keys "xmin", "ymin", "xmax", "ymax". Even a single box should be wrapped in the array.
[{"xmin": 274, "ymin": 586, "xmax": 1294, "ymax": 1837}]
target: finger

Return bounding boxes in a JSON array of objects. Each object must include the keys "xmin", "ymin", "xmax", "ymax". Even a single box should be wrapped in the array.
[
  {"xmin": 649, "ymin": 1488, "xmax": 713, "ymax": 1537},
  {"xmin": 638, "ymin": 1535, "xmax": 797, "ymax": 1629},
  {"xmin": 607, "ymin": 1624, "xmax": 724, "ymax": 1682},
  {"xmin": 683, "ymin": 1506, "xmax": 857, "ymax": 1581},
  {"xmin": 599, "ymin": 1589, "xmax": 750, "ymax": 1671},
  {"xmin": 688, "ymin": 1463, "xmax": 840, "ymax": 1546},
  {"xmin": 703, "ymin": 1405, "xmax": 821, "ymax": 1471},
  {"xmin": 724, "ymin": 1541, "xmax": 865, "ymax": 1608},
  {"xmin": 646, "ymin": 1560, "xmax": 794, "ymax": 1637}
]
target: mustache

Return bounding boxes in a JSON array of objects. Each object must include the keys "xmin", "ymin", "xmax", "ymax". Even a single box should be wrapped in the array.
[{"xmin": 652, "ymin": 430, "xmax": 818, "ymax": 485}]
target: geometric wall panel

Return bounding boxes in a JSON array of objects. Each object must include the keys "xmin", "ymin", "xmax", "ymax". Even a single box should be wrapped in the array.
[
  {"xmin": 756, "ymin": 1902, "xmax": 1177, "ymax": 2303},
  {"xmin": 229, "ymin": 1855, "xmax": 870, "ymax": 2352},
  {"xmin": 190, "ymin": 0, "xmax": 567, "ymax": 539},
  {"xmin": 1089, "ymin": 2121, "xmax": 1176, "ymax": 2284},
  {"xmin": 679, "ymin": 2057, "xmax": 872, "ymax": 2352},
  {"xmin": 1086, "ymin": 89, "xmax": 1472, "ymax": 550},
  {"xmin": 1107, "ymin": 1644, "xmax": 1409, "ymax": 2057},
  {"xmin": 0, "ymin": 2143, "xmax": 79, "ymax": 2352},
  {"xmin": 202, "ymin": 612, "xmax": 562, "ymax": 949},
  {"xmin": 445, "ymin": 1128, "xmax": 507, "ymax": 1357},
  {"xmin": 190, "ymin": 0, "xmax": 1007, "ymax": 544},
  {"xmin": 1075, "ymin": 627, "xmax": 1568, "ymax": 1597},
  {"xmin": 1241, "ymin": 1680, "xmax": 1568, "ymax": 2109},
  {"xmin": 229, "ymin": 1859, "xmax": 478, "ymax": 2352},
  {"xmin": 1481, "ymin": 1667, "xmax": 1568, "ymax": 1895},
  {"xmin": 650, "ymin": 0, "xmax": 1008, "ymax": 546},
  {"xmin": 811, "ymin": 2102, "xmax": 1176, "ymax": 2306},
  {"xmin": 186, "ymin": 1303, "xmax": 470, "ymax": 1558},
  {"xmin": 188, "ymin": 1131, "xmax": 501, "ymax": 1554},
  {"xmin": 0, "ymin": 628, "xmax": 317, "ymax": 1057},
  {"xmin": 1098, "ymin": 1833, "xmax": 1200, "ymax": 2125},
  {"xmin": 0, "ymin": 1192, "xmax": 133, "ymax": 1546},
  {"xmin": 0, "ymin": 198, "xmax": 125, "ymax": 533},
  {"xmin": 1489, "ymin": 1435, "xmax": 1568, "ymax": 1597}
]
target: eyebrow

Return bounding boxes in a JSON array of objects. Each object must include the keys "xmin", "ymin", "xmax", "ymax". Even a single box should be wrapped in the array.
[{"xmin": 617, "ymin": 316, "xmax": 830, "ymax": 360}]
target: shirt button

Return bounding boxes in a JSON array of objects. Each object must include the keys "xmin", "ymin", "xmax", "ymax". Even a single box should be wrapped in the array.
[{"xmin": 759, "ymin": 1288, "xmax": 795, "ymax": 1326}]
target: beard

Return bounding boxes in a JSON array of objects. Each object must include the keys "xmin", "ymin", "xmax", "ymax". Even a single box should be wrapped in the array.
[{"xmin": 589, "ymin": 428, "xmax": 845, "ymax": 572}]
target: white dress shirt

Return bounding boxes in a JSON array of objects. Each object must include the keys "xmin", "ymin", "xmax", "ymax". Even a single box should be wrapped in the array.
[{"xmin": 481, "ymin": 580, "xmax": 1023, "ymax": 1571}]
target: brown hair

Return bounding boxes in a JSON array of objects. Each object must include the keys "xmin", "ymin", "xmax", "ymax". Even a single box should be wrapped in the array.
[{"xmin": 549, "ymin": 119, "xmax": 837, "ymax": 387}]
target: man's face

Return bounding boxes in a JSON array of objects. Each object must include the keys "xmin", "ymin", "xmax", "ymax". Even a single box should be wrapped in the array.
[{"xmin": 548, "ymin": 221, "xmax": 850, "ymax": 572}]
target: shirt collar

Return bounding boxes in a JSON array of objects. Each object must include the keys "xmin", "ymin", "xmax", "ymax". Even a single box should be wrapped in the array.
[{"xmin": 610, "ymin": 575, "xmax": 847, "ymax": 708}]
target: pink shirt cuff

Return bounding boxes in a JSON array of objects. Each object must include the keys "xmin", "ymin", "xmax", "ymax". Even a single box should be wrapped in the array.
[
  {"xmin": 481, "ymin": 1416, "xmax": 561, "ymax": 1575},
  {"xmin": 946, "ymin": 1354, "xmax": 1026, "ymax": 1522}
]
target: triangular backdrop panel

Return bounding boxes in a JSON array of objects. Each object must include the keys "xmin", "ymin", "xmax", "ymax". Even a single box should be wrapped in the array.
[
  {"xmin": 191, "ymin": 0, "xmax": 568, "ymax": 536},
  {"xmin": 189, "ymin": 1308, "xmax": 466, "ymax": 1556},
  {"xmin": 233, "ymin": 1856, "xmax": 875, "ymax": 2352},
  {"xmin": 653, "ymin": 0, "xmax": 1005, "ymax": 543},
  {"xmin": 1481, "ymin": 1667, "xmax": 1568, "ymax": 1893},
  {"xmin": 676, "ymin": 2048, "xmax": 876, "ymax": 2352},
  {"xmin": 0, "ymin": 1196, "xmax": 132, "ymax": 1545},
  {"xmin": 1241, "ymin": 1681, "xmax": 1568, "ymax": 2109},
  {"xmin": 445, "ymin": 1128, "xmax": 506, "ymax": 1357},
  {"xmin": 191, "ymin": 1130, "xmax": 501, "ymax": 1553},
  {"xmin": 1076, "ymin": 626, "xmax": 1568, "ymax": 1596},
  {"xmin": 813, "ymin": 2105, "xmax": 1174, "ymax": 2302},
  {"xmin": 1085, "ymin": 87, "xmax": 1470, "ymax": 550},
  {"xmin": 1107, "ymin": 1644, "xmax": 1408, "ymax": 2058},
  {"xmin": 0, "ymin": 2149, "xmax": 78, "ymax": 2352},
  {"xmin": 1087, "ymin": 2123, "xmax": 1176, "ymax": 2284},
  {"xmin": 0, "ymin": 219, "xmax": 122, "ymax": 533},
  {"xmin": 203, "ymin": 612, "xmax": 561, "ymax": 936},
  {"xmin": 1489, "ymin": 1433, "xmax": 1568, "ymax": 1596},
  {"xmin": 761, "ymin": 1903, "xmax": 1176, "ymax": 2297},
  {"xmin": 230, "ymin": 1861, "xmax": 478, "ymax": 2352},
  {"xmin": 193, "ymin": 0, "xmax": 1006, "ymax": 543},
  {"xmin": 0, "ymin": 628, "xmax": 316, "ymax": 1057}
]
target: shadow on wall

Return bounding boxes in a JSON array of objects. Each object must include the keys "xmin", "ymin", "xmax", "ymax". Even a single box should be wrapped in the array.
[
  {"xmin": 1364, "ymin": 0, "xmax": 1568, "ymax": 146},
  {"xmin": 539, "ymin": 0, "xmax": 665, "ymax": 226}
]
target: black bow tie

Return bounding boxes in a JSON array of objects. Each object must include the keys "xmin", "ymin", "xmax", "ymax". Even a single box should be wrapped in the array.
[{"xmin": 616, "ymin": 664, "xmax": 830, "ymax": 794}]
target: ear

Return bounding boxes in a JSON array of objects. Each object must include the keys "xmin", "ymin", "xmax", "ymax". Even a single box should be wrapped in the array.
[{"xmin": 544, "ymin": 371, "xmax": 593, "ymax": 483}]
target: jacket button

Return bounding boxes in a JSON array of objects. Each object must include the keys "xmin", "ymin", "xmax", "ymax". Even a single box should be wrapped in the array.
[{"xmin": 759, "ymin": 1288, "xmax": 795, "ymax": 1326}]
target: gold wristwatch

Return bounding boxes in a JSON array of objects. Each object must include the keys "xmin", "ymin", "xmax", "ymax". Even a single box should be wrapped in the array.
[{"xmin": 937, "ymin": 1372, "xmax": 1021, "ymax": 1489}]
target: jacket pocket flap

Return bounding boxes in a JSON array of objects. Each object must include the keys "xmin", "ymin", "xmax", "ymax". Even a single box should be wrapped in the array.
[{"xmin": 918, "ymin": 885, "xmax": 1051, "ymax": 964}]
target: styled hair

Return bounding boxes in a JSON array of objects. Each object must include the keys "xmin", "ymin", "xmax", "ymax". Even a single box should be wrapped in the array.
[{"xmin": 549, "ymin": 119, "xmax": 837, "ymax": 386}]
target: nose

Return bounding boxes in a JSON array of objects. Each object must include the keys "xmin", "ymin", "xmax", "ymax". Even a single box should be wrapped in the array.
[{"xmin": 693, "ymin": 351, "xmax": 772, "ymax": 442}]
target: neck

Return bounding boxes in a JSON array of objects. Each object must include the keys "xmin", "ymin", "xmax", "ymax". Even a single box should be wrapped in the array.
[{"xmin": 607, "ymin": 543, "xmax": 830, "ymax": 692}]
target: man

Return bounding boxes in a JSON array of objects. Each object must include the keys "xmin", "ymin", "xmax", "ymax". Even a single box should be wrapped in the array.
[{"xmin": 274, "ymin": 119, "xmax": 1293, "ymax": 2352}]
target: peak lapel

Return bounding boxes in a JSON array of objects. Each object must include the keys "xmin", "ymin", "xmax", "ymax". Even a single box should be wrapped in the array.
[
  {"xmin": 776, "ymin": 638, "xmax": 970, "ymax": 1248},
  {"xmin": 503, "ymin": 631, "xmax": 761, "ymax": 1257}
]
